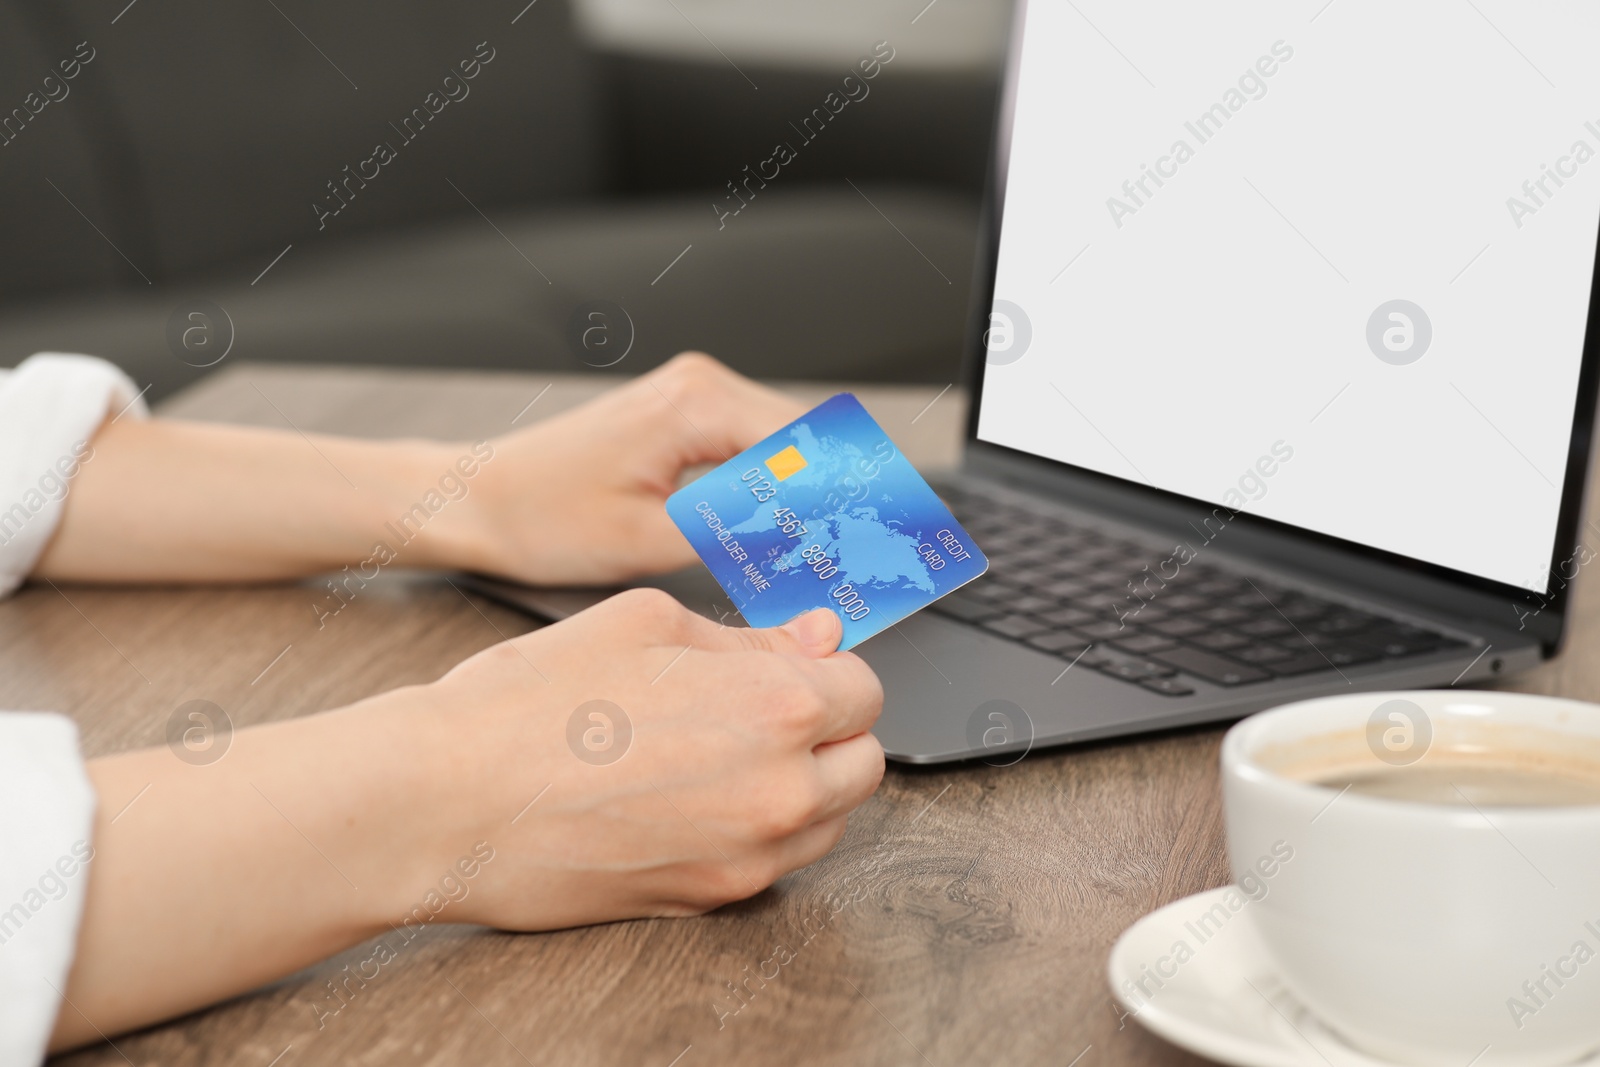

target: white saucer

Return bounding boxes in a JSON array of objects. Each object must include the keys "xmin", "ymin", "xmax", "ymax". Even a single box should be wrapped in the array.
[{"xmin": 1107, "ymin": 887, "xmax": 1600, "ymax": 1067}]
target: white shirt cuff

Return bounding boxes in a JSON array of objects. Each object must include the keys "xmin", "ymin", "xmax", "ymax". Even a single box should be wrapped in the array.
[
  {"xmin": 0, "ymin": 354, "xmax": 147, "ymax": 598},
  {"xmin": 0, "ymin": 713, "xmax": 97, "ymax": 1066}
]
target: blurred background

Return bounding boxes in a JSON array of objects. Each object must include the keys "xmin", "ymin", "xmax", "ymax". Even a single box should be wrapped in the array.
[{"xmin": 0, "ymin": 0, "xmax": 1011, "ymax": 401}]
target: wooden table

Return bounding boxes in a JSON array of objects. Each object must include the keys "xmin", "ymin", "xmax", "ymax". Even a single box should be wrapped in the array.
[{"xmin": 18, "ymin": 362, "xmax": 1591, "ymax": 1067}]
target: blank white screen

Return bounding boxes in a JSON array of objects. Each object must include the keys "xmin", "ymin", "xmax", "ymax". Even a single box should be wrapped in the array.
[{"xmin": 978, "ymin": 0, "xmax": 1600, "ymax": 592}]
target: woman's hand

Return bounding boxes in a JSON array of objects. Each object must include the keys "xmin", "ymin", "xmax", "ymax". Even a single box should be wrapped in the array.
[
  {"xmin": 37, "ymin": 351, "xmax": 799, "ymax": 587},
  {"xmin": 59, "ymin": 591, "xmax": 883, "ymax": 1048},
  {"xmin": 439, "ymin": 352, "xmax": 805, "ymax": 586},
  {"xmin": 424, "ymin": 589, "xmax": 885, "ymax": 929}
]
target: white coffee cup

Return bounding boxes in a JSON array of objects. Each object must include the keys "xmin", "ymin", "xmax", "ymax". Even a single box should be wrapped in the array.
[{"xmin": 1221, "ymin": 690, "xmax": 1600, "ymax": 1067}]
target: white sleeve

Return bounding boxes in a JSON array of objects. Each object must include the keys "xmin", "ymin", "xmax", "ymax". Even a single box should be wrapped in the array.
[
  {"xmin": 0, "ymin": 354, "xmax": 135, "ymax": 1061},
  {"xmin": 0, "ymin": 353, "xmax": 148, "ymax": 599},
  {"xmin": 0, "ymin": 714, "xmax": 97, "ymax": 1067}
]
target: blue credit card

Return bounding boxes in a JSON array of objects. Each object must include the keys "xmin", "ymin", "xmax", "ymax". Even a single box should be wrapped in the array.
[{"xmin": 665, "ymin": 393, "xmax": 988, "ymax": 650}]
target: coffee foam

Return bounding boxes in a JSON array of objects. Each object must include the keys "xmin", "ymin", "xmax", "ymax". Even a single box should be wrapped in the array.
[{"xmin": 1253, "ymin": 718, "xmax": 1600, "ymax": 807}]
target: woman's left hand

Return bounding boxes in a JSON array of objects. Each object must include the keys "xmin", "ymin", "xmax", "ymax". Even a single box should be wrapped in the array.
[{"xmin": 438, "ymin": 352, "xmax": 805, "ymax": 587}]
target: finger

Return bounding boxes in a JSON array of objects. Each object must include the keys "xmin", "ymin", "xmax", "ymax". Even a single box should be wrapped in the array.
[
  {"xmin": 811, "ymin": 731, "xmax": 886, "ymax": 822},
  {"xmin": 688, "ymin": 606, "xmax": 841, "ymax": 658},
  {"xmin": 803, "ymin": 654, "xmax": 885, "ymax": 742},
  {"xmin": 764, "ymin": 814, "xmax": 850, "ymax": 879},
  {"xmin": 675, "ymin": 649, "xmax": 882, "ymax": 749},
  {"xmin": 647, "ymin": 353, "xmax": 807, "ymax": 466},
  {"xmin": 679, "ymin": 608, "xmax": 883, "ymax": 742}
]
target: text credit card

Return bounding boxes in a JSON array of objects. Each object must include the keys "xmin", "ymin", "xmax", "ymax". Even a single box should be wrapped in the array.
[{"xmin": 665, "ymin": 393, "xmax": 988, "ymax": 650}]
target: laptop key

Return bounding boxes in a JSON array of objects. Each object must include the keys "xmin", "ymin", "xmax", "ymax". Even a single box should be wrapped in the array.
[
  {"xmin": 1043, "ymin": 578, "xmax": 1096, "ymax": 600},
  {"xmin": 1036, "ymin": 606, "xmax": 1096, "ymax": 628},
  {"xmin": 1026, "ymin": 631, "xmax": 1093, "ymax": 654},
  {"xmin": 1313, "ymin": 611, "xmax": 1380, "ymax": 635},
  {"xmin": 1150, "ymin": 616, "xmax": 1208, "ymax": 637},
  {"xmin": 1262, "ymin": 652, "xmax": 1337, "ymax": 676},
  {"xmin": 1189, "ymin": 630, "xmax": 1251, "ymax": 652},
  {"xmin": 1193, "ymin": 578, "xmax": 1247, "ymax": 597},
  {"xmin": 1235, "ymin": 644, "xmax": 1293, "ymax": 664},
  {"xmin": 1195, "ymin": 606, "xmax": 1253, "ymax": 626},
  {"xmin": 931, "ymin": 595, "xmax": 1002, "ymax": 623},
  {"xmin": 1384, "ymin": 627, "xmax": 1466, "ymax": 652},
  {"xmin": 981, "ymin": 614, "xmax": 1051, "ymax": 639},
  {"xmin": 963, "ymin": 581, "xmax": 1015, "ymax": 604},
  {"xmin": 1357, "ymin": 624, "xmax": 1443, "ymax": 649},
  {"xmin": 1009, "ymin": 594, "xmax": 1057, "ymax": 615},
  {"xmin": 1245, "ymin": 582, "xmax": 1295, "ymax": 602},
  {"xmin": 1150, "ymin": 647, "xmax": 1270, "ymax": 685},
  {"xmin": 1324, "ymin": 643, "xmax": 1384, "ymax": 666},
  {"xmin": 1121, "ymin": 601, "xmax": 1173, "ymax": 624},
  {"xmin": 1098, "ymin": 659, "xmax": 1172, "ymax": 681},
  {"xmin": 1289, "ymin": 629, "xmax": 1351, "ymax": 650},
  {"xmin": 1389, "ymin": 622, "xmax": 1447, "ymax": 641},
  {"xmin": 1074, "ymin": 647, "xmax": 1114, "ymax": 669},
  {"xmin": 1139, "ymin": 676, "xmax": 1196, "ymax": 697},
  {"xmin": 1278, "ymin": 599, "xmax": 1331, "ymax": 622},
  {"xmin": 1113, "ymin": 633, "xmax": 1178, "ymax": 654},
  {"xmin": 1076, "ymin": 620, "xmax": 1130, "ymax": 640},
  {"xmin": 1048, "ymin": 558, "xmax": 1100, "ymax": 578},
  {"xmin": 1053, "ymin": 536, "xmax": 1099, "ymax": 552},
  {"xmin": 1360, "ymin": 636, "xmax": 1444, "ymax": 658},
  {"xmin": 1238, "ymin": 616, "xmax": 1295, "ymax": 638}
]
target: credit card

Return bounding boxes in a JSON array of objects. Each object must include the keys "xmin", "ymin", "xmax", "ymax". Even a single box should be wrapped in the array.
[{"xmin": 665, "ymin": 393, "xmax": 988, "ymax": 650}]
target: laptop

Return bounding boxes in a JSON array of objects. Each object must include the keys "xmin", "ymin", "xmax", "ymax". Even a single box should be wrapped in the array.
[{"xmin": 469, "ymin": 0, "xmax": 1600, "ymax": 764}]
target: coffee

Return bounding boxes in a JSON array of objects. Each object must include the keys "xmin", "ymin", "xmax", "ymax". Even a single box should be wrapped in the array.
[
  {"xmin": 1257, "ymin": 719, "xmax": 1600, "ymax": 808},
  {"xmin": 1306, "ymin": 756, "xmax": 1600, "ymax": 807}
]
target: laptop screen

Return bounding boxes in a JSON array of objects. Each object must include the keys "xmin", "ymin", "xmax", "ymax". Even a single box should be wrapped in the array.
[{"xmin": 976, "ymin": 2, "xmax": 1600, "ymax": 594}]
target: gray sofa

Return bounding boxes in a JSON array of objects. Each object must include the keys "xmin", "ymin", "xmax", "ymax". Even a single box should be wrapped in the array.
[{"xmin": 0, "ymin": 0, "xmax": 997, "ymax": 400}]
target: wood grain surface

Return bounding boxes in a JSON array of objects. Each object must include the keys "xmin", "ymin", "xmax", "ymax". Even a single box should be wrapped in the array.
[{"xmin": 18, "ymin": 362, "xmax": 1590, "ymax": 1067}]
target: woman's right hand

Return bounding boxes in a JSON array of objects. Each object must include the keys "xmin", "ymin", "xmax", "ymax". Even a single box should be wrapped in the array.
[
  {"xmin": 415, "ymin": 588, "xmax": 886, "ymax": 932},
  {"xmin": 60, "ymin": 588, "xmax": 883, "ymax": 1049}
]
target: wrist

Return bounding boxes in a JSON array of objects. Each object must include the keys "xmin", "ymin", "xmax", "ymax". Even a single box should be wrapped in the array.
[
  {"xmin": 319, "ymin": 686, "xmax": 470, "ymax": 926},
  {"xmin": 333, "ymin": 676, "xmax": 535, "ymax": 931},
  {"xmin": 356, "ymin": 438, "xmax": 501, "ymax": 575}
]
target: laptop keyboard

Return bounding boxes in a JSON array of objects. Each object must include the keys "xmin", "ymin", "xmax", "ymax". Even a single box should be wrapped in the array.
[{"xmin": 931, "ymin": 485, "xmax": 1470, "ymax": 696}]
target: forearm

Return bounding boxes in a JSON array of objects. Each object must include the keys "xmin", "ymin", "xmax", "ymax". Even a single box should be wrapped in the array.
[
  {"xmin": 34, "ymin": 419, "xmax": 483, "ymax": 582},
  {"xmin": 51, "ymin": 688, "xmax": 455, "ymax": 1050}
]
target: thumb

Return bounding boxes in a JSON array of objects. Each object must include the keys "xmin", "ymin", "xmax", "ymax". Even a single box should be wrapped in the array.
[{"xmin": 735, "ymin": 607, "xmax": 842, "ymax": 658}]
